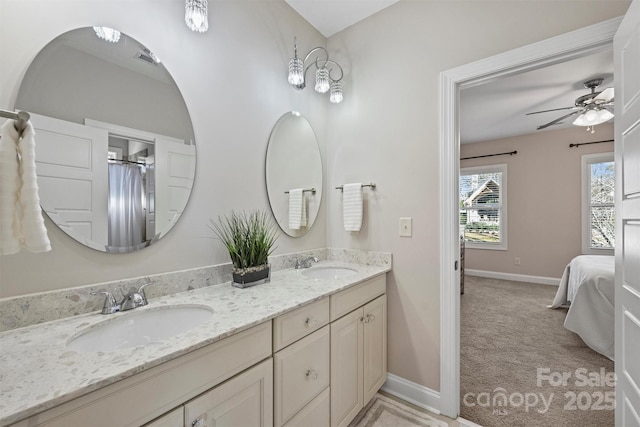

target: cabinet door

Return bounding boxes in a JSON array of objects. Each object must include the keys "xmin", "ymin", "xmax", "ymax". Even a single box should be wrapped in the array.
[
  {"xmin": 330, "ymin": 308, "xmax": 363, "ymax": 427},
  {"xmin": 184, "ymin": 358, "xmax": 273, "ymax": 427},
  {"xmin": 363, "ymin": 295, "xmax": 387, "ymax": 403}
]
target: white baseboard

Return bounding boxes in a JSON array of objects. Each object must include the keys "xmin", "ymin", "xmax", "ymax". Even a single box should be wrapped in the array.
[
  {"xmin": 381, "ymin": 373, "xmax": 441, "ymax": 415},
  {"xmin": 457, "ymin": 417, "xmax": 484, "ymax": 427},
  {"xmin": 465, "ymin": 269, "xmax": 560, "ymax": 286}
]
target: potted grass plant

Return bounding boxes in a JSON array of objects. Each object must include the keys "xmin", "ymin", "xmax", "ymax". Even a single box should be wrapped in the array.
[{"xmin": 210, "ymin": 210, "xmax": 279, "ymax": 288}]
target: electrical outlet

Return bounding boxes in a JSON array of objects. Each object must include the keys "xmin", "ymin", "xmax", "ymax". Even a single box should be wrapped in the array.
[
  {"xmin": 514, "ymin": 257, "xmax": 521, "ymax": 266},
  {"xmin": 399, "ymin": 217, "xmax": 412, "ymax": 237}
]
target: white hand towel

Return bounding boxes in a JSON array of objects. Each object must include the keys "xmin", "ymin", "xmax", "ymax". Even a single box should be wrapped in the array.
[
  {"xmin": 288, "ymin": 188, "xmax": 304, "ymax": 230},
  {"xmin": 19, "ymin": 122, "xmax": 51, "ymax": 252},
  {"xmin": 343, "ymin": 183, "xmax": 363, "ymax": 232},
  {"xmin": 0, "ymin": 120, "xmax": 51, "ymax": 255},
  {"xmin": 0, "ymin": 120, "xmax": 21, "ymax": 254},
  {"xmin": 300, "ymin": 191, "xmax": 307, "ymax": 227}
]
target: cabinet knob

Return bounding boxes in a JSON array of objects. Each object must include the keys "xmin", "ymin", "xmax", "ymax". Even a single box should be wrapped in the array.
[
  {"xmin": 305, "ymin": 369, "xmax": 319, "ymax": 380},
  {"xmin": 366, "ymin": 313, "xmax": 375, "ymax": 323},
  {"xmin": 192, "ymin": 417, "xmax": 205, "ymax": 427}
]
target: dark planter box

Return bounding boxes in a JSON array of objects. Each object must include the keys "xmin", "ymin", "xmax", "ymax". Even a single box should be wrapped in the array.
[{"xmin": 232, "ymin": 265, "xmax": 270, "ymax": 288}]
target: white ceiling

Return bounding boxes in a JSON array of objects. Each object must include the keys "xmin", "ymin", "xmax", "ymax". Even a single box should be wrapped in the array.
[
  {"xmin": 460, "ymin": 50, "xmax": 614, "ymax": 144},
  {"xmin": 284, "ymin": 2, "xmax": 614, "ymax": 144},
  {"xmin": 284, "ymin": 0, "xmax": 400, "ymax": 37}
]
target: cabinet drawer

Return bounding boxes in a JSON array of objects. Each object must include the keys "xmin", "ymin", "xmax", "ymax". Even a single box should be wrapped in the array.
[
  {"xmin": 144, "ymin": 407, "xmax": 184, "ymax": 427},
  {"xmin": 274, "ymin": 326, "xmax": 330, "ymax": 426},
  {"xmin": 330, "ymin": 275, "xmax": 385, "ymax": 321},
  {"xmin": 274, "ymin": 298, "xmax": 329, "ymax": 351},
  {"xmin": 282, "ymin": 387, "xmax": 329, "ymax": 427}
]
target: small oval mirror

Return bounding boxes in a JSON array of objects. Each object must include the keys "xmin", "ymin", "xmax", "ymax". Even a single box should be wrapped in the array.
[
  {"xmin": 265, "ymin": 112, "xmax": 323, "ymax": 237},
  {"xmin": 15, "ymin": 27, "xmax": 196, "ymax": 253}
]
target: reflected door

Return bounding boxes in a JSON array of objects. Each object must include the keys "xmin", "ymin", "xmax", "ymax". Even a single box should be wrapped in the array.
[
  {"xmin": 154, "ymin": 137, "xmax": 195, "ymax": 237},
  {"xmin": 31, "ymin": 113, "xmax": 108, "ymax": 250}
]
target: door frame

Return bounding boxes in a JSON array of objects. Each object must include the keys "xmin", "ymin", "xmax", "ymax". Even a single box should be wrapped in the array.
[{"xmin": 438, "ymin": 17, "xmax": 622, "ymax": 419}]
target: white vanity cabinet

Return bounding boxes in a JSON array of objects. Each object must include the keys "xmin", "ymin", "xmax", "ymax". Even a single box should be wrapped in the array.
[
  {"xmin": 329, "ymin": 276, "xmax": 387, "ymax": 427},
  {"xmin": 273, "ymin": 299, "xmax": 330, "ymax": 427},
  {"xmin": 273, "ymin": 273, "xmax": 386, "ymax": 427},
  {"xmin": 11, "ymin": 323, "xmax": 272, "ymax": 427},
  {"xmin": 7, "ymin": 272, "xmax": 387, "ymax": 427}
]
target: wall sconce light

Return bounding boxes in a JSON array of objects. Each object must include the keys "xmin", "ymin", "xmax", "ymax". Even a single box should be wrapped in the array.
[
  {"xmin": 185, "ymin": 0, "xmax": 208, "ymax": 33},
  {"xmin": 93, "ymin": 26, "xmax": 121, "ymax": 43},
  {"xmin": 287, "ymin": 38, "xmax": 344, "ymax": 104}
]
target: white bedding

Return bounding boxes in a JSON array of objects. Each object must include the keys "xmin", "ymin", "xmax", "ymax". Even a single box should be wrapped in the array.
[{"xmin": 550, "ymin": 255, "xmax": 615, "ymax": 360}]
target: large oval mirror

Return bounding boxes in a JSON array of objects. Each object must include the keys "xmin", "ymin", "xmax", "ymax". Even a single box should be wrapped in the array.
[
  {"xmin": 265, "ymin": 112, "xmax": 322, "ymax": 237},
  {"xmin": 15, "ymin": 27, "xmax": 196, "ymax": 253}
]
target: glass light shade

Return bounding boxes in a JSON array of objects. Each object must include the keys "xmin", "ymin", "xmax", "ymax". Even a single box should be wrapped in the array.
[
  {"xmin": 288, "ymin": 57, "xmax": 304, "ymax": 85},
  {"xmin": 597, "ymin": 109, "xmax": 614, "ymax": 122},
  {"xmin": 185, "ymin": 0, "xmax": 208, "ymax": 33},
  {"xmin": 315, "ymin": 68, "xmax": 330, "ymax": 93},
  {"xmin": 329, "ymin": 81, "xmax": 343, "ymax": 104},
  {"xmin": 93, "ymin": 27, "xmax": 121, "ymax": 43},
  {"xmin": 573, "ymin": 108, "xmax": 613, "ymax": 126}
]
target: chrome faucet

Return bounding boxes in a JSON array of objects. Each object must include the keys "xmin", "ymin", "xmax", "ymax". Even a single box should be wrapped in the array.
[
  {"xmin": 295, "ymin": 256, "xmax": 319, "ymax": 269},
  {"xmin": 91, "ymin": 282, "xmax": 154, "ymax": 314}
]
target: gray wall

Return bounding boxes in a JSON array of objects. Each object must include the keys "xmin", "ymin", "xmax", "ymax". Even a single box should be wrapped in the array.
[
  {"xmin": 0, "ymin": 0, "xmax": 328, "ymax": 296},
  {"xmin": 325, "ymin": 0, "xmax": 629, "ymax": 393}
]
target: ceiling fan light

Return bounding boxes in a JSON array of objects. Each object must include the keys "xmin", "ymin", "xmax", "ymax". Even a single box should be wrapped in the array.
[
  {"xmin": 597, "ymin": 109, "xmax": 614, "ymax": 123},
  {"xmin": 573, "ymin": 113, "xmax": 588, "ymax": 126},
  {"xmin": 584, "ymin": 109, "xmax": 599, "ymax": 124}
]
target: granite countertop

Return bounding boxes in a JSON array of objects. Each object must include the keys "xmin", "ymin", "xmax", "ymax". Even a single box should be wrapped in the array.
[{"xmin": 0, "ymin": 261, "xmax": 390, "ymax": 426}]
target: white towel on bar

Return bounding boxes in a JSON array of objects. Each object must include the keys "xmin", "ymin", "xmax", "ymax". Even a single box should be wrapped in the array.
[
  {"xmin": 0, "ymin": 120, "xmax": 51, "ymax": 255},
  {"xmin": 0, "ymin": 120, "xmax": 21, "ymax": 254},
  {"xmin": 343, "ymin": 183, "xmax": 363, "ymax": 232},
  {"xmin": 288, "ymin": 188, "xmax": 306, "ymax": 230}
]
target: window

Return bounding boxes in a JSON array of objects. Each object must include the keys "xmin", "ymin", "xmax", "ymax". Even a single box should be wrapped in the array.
[
  {"xmin": 459, "ymin": 164, "xmax": 507, "ymax": 250},
  {"xmin": 582, "ymin": 153, "xmax": 615, "ymax": 253}
]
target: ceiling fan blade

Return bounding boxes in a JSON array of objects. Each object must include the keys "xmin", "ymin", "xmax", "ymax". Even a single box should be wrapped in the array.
[
  {"xmin": 594, "ymin": 87, "xmax": 614, "ymax": 102},
  {"xmin": 526, "ymin": 106, "xmax": 577, "ymax": 115},
  {"xmin": 536, "ymin": 109, "xmax": 583, "ymax": 130}
]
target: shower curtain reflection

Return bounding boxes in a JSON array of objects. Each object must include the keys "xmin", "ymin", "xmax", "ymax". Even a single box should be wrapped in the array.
[{"xmin": 107, "ymin": 163, "xmax": 146, "ymax": 252}]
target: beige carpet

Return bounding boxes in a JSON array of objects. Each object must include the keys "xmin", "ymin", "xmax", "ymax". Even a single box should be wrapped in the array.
[
  {"xmin": 349, "ymin": 393, "xmax": 449, "ymax": 427},
  {"xmin": 460, "ymin": 276, "xmax": 615, "ymax": 427}
]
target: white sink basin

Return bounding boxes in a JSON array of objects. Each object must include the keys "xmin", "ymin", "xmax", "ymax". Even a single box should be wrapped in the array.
[
  {"xmin": 67, "ymin": 305, "xmax": 214, "ymax": 352},
  {"xmin": 302, "ymin": 266, "xmax": 358, "ymax": 280}
]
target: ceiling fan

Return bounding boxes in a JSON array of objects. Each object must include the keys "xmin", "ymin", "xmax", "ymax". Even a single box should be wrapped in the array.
[{"xmin": 526, "ymin": 78, "xmax": 614, "ymax": 132}]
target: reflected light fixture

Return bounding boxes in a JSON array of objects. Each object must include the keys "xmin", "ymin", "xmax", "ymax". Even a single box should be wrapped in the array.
[
  {"xmin": 573, "ymin": 106, "xmax": 614, "ymax": 134},
  {"xmin": 287, "ymin": 38, "xmax": 344, "ymax": 104},
  {"xmin": 93, "ymin": 26, "xmax": 121, "ymax": 43},
  {"xmin": 185, "ymin": 0, "xmax": 208, "ymax": 33}
]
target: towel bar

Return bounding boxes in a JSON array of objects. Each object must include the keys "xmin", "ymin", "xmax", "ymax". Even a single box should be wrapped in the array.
[
  {"xmin": 284, "ymin": 188, "xmax": 316, "ymax": 194},
  {"xmin": 0, "ymin": 109, "xmax": 30, "ymax": 134},
  {"xmin": 335, "ymin": 183, "xmax": 376, "ymax": 191}
]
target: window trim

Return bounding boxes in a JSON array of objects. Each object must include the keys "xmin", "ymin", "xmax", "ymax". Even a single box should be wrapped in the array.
[
  {"xmin": 460, "ymin": 163, "xmax": 508, "ymax": 251},
  {"xmin": 581, "ymin": 152, "xmax": 614, "ymax": 254}
]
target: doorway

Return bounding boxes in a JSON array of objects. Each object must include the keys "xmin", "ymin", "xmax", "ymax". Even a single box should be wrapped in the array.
[{"xmin": 438, "ymin": 17, "xmax": 622, "ymax": 419}]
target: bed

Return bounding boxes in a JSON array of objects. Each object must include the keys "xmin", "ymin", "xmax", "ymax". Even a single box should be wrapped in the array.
[{"xmin": 550, "ymin": 255, "xmax": 615, "ymax": 360}]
